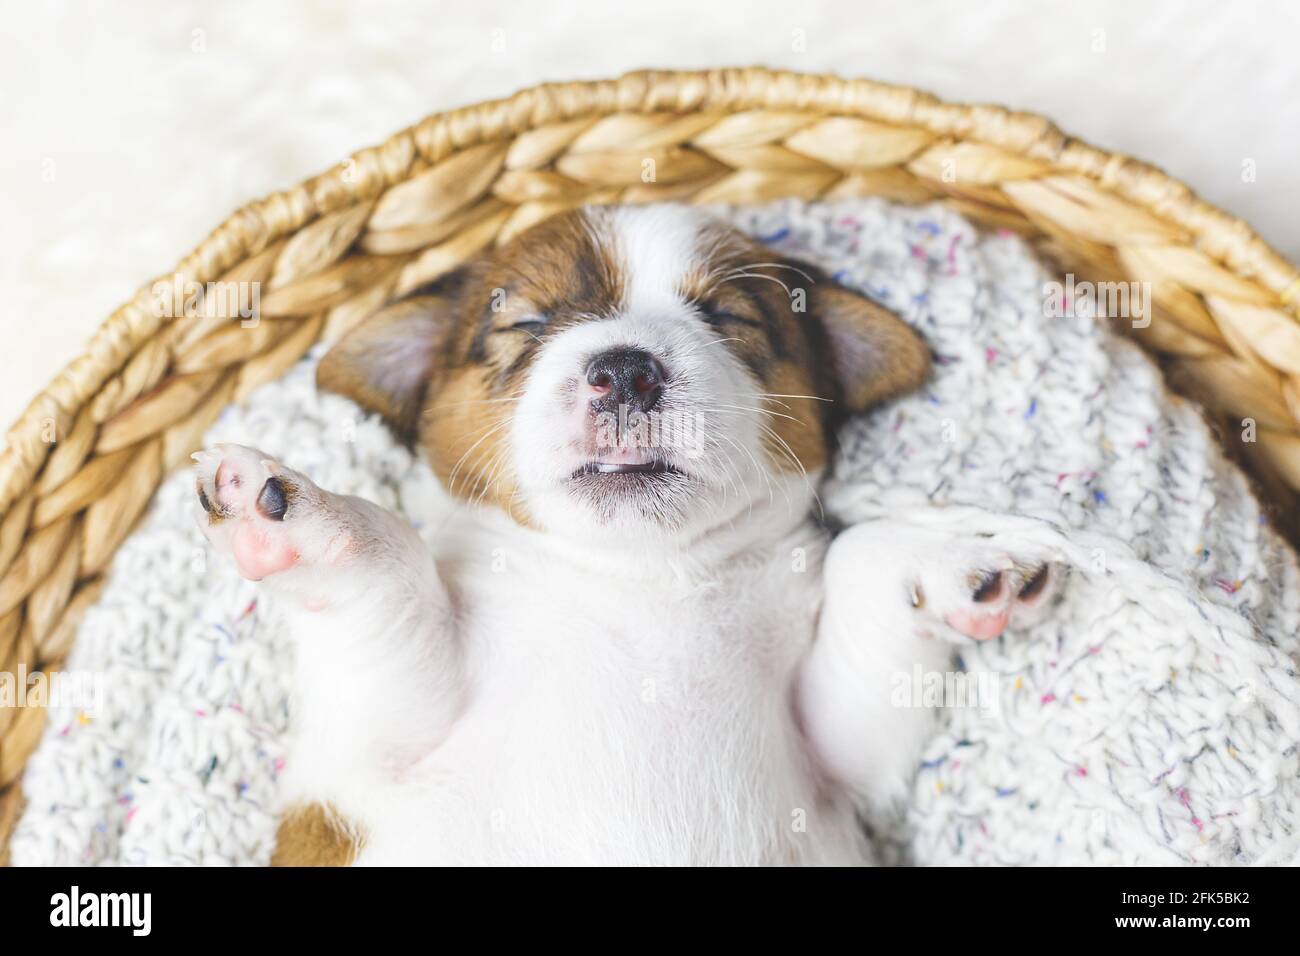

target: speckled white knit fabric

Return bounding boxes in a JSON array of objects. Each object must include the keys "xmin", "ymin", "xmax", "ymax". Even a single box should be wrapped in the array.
[{"xmin": 11, "ymin": 198, "xmax": 1300, "ymax": 866}]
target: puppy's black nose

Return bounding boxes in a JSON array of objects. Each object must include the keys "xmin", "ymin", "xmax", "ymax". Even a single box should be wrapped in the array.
[{"xmin": 584, "ymin": 348, "xmax": 665, "ymax": 414}]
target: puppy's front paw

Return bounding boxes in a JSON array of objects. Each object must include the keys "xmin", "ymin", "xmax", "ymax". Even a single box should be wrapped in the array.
[
  {"xmin": 193, "ymin": 444, "xmax": 344, "ymax": 582},
  {"xmin": 909, "ymin": 542, "xmax": 1063, "ymax": 643}
]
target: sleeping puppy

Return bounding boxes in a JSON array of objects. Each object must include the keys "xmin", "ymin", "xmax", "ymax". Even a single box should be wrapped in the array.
[{"xmin": 192, "ymin": 204, "xmax": 1061, "ymax": 865}]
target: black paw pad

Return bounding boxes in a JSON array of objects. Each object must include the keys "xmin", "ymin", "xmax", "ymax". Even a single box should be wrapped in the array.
[
  {"xmin": 1017, "ymin": 565, "xmax": 1050, "ymax": 601},
  {"xmin": 197, "ymin": 481, "xmax": 214, "ymax": 514},
  {"xmin": 972, "ymin": 570, "xmax": 1005, "ymax": 603},
  {"xmin": 256, "ymin": 476, "xmax": 289, "ymax": 521}
]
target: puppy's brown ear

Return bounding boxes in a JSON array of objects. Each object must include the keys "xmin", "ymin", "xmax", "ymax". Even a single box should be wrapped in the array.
[
  {"xmin": 811, "ymin": 284, "xmax": 930, "ymax": 412},
  {"xmin": 316, "ymin": 294, "xmax": 459, "ymax": 440}
]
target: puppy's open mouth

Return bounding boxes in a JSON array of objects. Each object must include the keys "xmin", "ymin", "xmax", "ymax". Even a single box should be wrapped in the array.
[
  {"xmin": 568, "ymin": 458, "xmax": 690, "ymax": 503},
  {"xmin": 575, "ymin": 461, "xmax": 681, "ymax": 476}
]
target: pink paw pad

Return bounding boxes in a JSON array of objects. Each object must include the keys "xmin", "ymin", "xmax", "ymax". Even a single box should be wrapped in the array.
[
  {"xmin": 194, "ymin": 445, "xmax": 300, "ymax": 582},
  {"xmin": 945, "ymin": 606, "xmax": 1012, "ymax": 641},
  {"xmin": 943, "ymin": 566, "xmax": 1054, "ymax": 641},
  {"xmin": 229, "ymin": 520, "xmax": 298, "ymax": 581}
]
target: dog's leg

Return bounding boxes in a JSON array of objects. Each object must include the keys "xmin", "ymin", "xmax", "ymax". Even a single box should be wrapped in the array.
[
  {"xmin": 798, "ymin": 519, "xmax": 1063, "ymax": 818},
  {"xmin": 193, "ymin": 444, "xmax": 461, "ymax": 864}
]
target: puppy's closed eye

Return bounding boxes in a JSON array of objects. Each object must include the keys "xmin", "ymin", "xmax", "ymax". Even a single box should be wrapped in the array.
[
  {"xmin": 694, "ymin": 301, "xmax": 764, "ymax": 330},
  {"xmin": 501, "ymin": 316, "xmax": 547, "ymax": 334}
]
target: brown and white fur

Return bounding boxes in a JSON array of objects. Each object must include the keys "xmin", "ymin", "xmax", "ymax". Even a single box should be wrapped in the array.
[{"xmin": 193, "ymin": 204, "xmax": 1062, "ymax": 865}]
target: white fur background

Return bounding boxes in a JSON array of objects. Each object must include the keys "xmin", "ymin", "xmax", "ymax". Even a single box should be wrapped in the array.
[{"xmin": 1, "ymin": 0, "xmax": 1297, "ymax": 436}]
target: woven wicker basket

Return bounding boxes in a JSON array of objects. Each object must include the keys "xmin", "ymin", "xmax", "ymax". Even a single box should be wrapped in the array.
[{"xmin": 2, "ymin": 67, "xmax": 1299, "ymax": 864}]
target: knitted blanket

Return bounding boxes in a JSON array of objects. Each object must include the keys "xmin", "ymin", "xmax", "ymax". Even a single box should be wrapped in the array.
[{"xmin": 12, "ymin": 199, "xmax": 1300, "ymax": 866}]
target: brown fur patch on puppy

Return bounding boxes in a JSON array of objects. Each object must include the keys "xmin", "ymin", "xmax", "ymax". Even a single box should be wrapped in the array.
[
  {"xmin": 809, "ymin": 283, "xmax": 931, "ymax": 411},
  {"xmin": 679, "ymin": 227, "xmax": 930, "ymax": 477},
  {"xmin": 417, "ymin": 211, "xmax": 625, "ymax": 514},
  {"xmin": 317, "ymin": 296, "xmax": 462, "ymax": 442},
  {"xmin": 320, "ymin": 211, "xmax": 628, "ymax": 515},
  {"xmin": 270, "ymin": 803, "xmax": 362, "ymax": 867}
]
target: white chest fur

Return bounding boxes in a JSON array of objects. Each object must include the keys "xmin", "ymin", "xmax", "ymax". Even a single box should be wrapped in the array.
[{"xmin": 285, "ymin": 507, "xmax": 868, "ymax": 865}]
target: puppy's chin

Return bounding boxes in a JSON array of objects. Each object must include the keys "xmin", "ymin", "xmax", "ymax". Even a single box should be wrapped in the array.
[
  {"xmin": 521, "ymin": 468, "xmax": 702, "ymax": 542},
  {"xmin": 518, "ymin": 460, "xmax": 818, "ymax": 549},
  {"xmin": 568, "ymin": 464, "xmax": 694, "ymax": 525}
]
